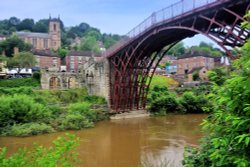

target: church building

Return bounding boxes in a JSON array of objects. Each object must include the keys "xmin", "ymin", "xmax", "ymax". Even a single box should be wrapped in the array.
[{"xmin": 16, "ymin": 17, "xmax": 61, "ymax": 50}]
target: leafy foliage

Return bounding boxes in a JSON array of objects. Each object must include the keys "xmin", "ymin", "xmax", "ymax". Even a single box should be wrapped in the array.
[
  {"xmin": 207, "ymin": 67, "xmax": 228, "ymax": 86},
  {"xmin": 183, "ymin": 14, "xmax": 250, "ymax": 166},
  {"xmin": 7, "ymin": 51, "xmax": 36, "ymax": 69},
  {"xmin": 7, "ymin": 123, "xmax": 54, "ymax": 137},
  {"xmin": 148, "ymin": 85, "xmax": 211, "ymax": 114},
  {"xmin": 0, "ymin": 94, "xmax": 51, "ymax": 127},
  {"xmin": 0, "ymin": 133, "xmax": 80, "ymax": 167},
  {"xmin": 187, "ymin": 42, "xmax": 224, "ymax": 57},
  {"xmin": 0, "ymin": 35, "xmax": 32, "ymax": 57},
  {"xmin": 0, "ymin": 77, "xmax": 40, "ymax": 88},
  {"xmin": 0, "ymin": 88, "xmax": 108, "ymax": 136}
]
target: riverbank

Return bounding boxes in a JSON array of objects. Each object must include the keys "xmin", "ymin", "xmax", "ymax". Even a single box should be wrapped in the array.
[{"xmin": 0, "ymin": 87, "xmax": 109, "ymax": 137}]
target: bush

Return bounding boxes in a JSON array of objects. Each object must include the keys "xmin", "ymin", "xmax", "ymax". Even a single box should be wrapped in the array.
[
  {"xmin": 32, "ymin": 71, "xmax": 41, "ymax": 80},
  {"xmin": 59, "ymin": 114, "xmax": 94, "ymax": 130},
  {"xmin": 67, "ymin": 102, "xmax": 95, "ymax": 120},
  {"xmin": 0, "ymin": 78, "xmax": 40, "ymax": 88},
  {"xmin": 82, "ymin": 95, "xmax": 106, "ymax": 104},
  {"xmin": 0, "ymin": 94, "xmax": 51, "ymax": 127},
  {"xmin": 148, "ymin": 85, "xmax": 169, "ymax": 104},
  {"xmin": 0, "ymin": 134, "xmax": 79, "ymax": 166},
  {"xmin": 179, "ymin": 92, "xmax": 209, "ymax": 113},
  {"xmin": 7, "ymin": 123, "xmax": 54, "ymax": 137},
  {"xmin": 0, "ymin": 87, "xmax": 34, "ymax": 95},
  {"xmin": 149, "ymin": 94, "xmax": 180, "ymax": 115}
]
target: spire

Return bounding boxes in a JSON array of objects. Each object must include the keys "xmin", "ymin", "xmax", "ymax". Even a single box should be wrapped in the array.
[{"xmin": 49, "ymin": 13, "xmax": 51, "ymax": 20}]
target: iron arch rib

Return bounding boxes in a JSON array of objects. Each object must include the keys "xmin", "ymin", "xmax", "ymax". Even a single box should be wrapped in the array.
[{"xmin": 107, "ymin": 0, "xmax": 250, "ymax": 112}]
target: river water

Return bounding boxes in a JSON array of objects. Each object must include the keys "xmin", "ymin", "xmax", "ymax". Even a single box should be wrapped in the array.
[{"xmin": 0, "ymin": 114, "xmax": 207, "ymax": 167}]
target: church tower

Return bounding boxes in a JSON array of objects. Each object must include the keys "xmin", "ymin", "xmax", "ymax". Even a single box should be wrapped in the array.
[{"xmin": 49, "ymin": 17, "xmax": 61, "ymax": 50}]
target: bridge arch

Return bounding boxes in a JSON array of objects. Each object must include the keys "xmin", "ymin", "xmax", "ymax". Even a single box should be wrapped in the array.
[{"xmin": 106, "ymin": 0, "xmax": 250, "ymax": 112}]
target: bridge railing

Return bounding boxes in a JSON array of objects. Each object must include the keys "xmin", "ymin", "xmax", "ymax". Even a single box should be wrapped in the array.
[{"xmin": 104, "ymin": 0, "xmax": 218, "ymax": 57}]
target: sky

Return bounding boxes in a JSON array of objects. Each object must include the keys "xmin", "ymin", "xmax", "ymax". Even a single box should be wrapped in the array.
[{"xmin": 0, "ymin": 0, "xmax": 216, "ymax": 47}]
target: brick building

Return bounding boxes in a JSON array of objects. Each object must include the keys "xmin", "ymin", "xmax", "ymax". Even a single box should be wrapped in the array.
[
  {"xmin": 32, "ymin": 49, "xmax": 61, "ymax": 71},
  {"xmin": 65, "ymin": 51, "xmax": 101, "ymax": 72},
  {"xmin": 16, "ymin": 17, "xmax": 61, "ymax": 50},
  {"xmin": 177, "ymin": 51, "xmax": 215, "ymax": 76}
]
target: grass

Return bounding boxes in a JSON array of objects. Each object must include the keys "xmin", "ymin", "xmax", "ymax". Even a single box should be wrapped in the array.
[{"xmin": 149, "ymin": 75, "xmax": 179, "ymax": 89}]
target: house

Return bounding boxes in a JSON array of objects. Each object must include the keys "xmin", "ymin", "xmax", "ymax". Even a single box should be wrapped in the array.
[
  {"xmin": 187, "ymin": 67, "xmax": 209, "ymax": 82},
  {"xmin": 16, "ymin": 17, "xmax": 61, "ymax": 50},
  {"xmin": 65, "ymin": 51, "xmax": 102, "ymax": 72},
  {"xmin": 161, "ymin": 56, "xmax": 177, "ymax": 74},
  {"xmin": 177, "ymin": 51, "xmax": 215, "ymax": 76},
  {"xmin": 32, "ymin": 49, "xmax": 61, "ymax": 71},
  {"xmin": 0, "ymin": 34, "xmax": 7, "ymax": 41}
]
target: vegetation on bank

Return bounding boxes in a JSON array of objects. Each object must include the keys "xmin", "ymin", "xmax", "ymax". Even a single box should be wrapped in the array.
[
  {"xmin": 182, "ymin": 14, "xmax": 250, "ymax": 166},
  {"xmin": 0, "ymin": 133, "xmax": 80, "ymax": 167},
  {"xmin": 149, "ymin": 75, "xmax": 179, "ymax": 88},
  {"xmin": 148, "ymin": 85, "xmax": 211, "ymax": 115},
  {"xmin": 0, "ymin": 77, "xmax": 40, "ymax": 88},
  {"xmin": 0, "ymin": 87, "xmax": 108, "ymax": 137}
]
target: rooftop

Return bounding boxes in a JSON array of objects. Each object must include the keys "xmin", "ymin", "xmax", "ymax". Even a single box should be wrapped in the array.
[
  {"xmin": 31, "ymin": 49, "xmax": 59, "ymax": 57},
  {"xmin": 67, "ymin": 50, "xmax": 102, "ymax": 57},
  {"xmin": 17, "ymin": 31, "xmax": 49, "ymax": 39},
  {"xmin": 178, "ymin": 51, "xmax": 214, "ymax": 60}
]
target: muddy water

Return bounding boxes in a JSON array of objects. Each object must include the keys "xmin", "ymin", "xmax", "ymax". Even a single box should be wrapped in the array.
[{"xmin": 0, "ymin": 114, "xmax": 207, "ymax": 167}]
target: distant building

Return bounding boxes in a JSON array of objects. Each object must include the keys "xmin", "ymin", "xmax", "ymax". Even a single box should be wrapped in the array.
[
  {"xmin": 0, "ymin": 61, "xmax": 7, "ymax": 79},
  {"xmin": 16, "ymin": 17, "xmax": 61, "ymax": 50},
  {"xmin": 187, "ymin": 67, "xmax": 209, "ymax": 82},
  {"xmin": 32, "ymin": 49, "xmax": 61, "ymax": 71},
  {"xmin": 65, "ymin": 51, "xmax": 102, "ymax": 72},
  {"xmin": 0, "ymin": 34, "xmax": 7, "ymax": 41},
  {"xmin": 177, "ymin": 51, "xmax": 215, "ymax": 76}
]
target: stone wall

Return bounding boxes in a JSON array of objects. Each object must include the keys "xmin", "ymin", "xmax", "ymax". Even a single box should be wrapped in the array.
[{"xmin": 40, "ymin": 57, "xmax": 110, "ymax": 106}]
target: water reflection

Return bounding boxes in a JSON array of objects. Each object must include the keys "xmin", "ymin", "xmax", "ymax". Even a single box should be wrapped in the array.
[{"xmin": 0, "ymin": 114, "xmax": 207, "ymax": 167}]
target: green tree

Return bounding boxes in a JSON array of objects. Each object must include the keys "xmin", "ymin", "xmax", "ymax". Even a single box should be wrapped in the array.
[
  {"xmin": 32, "ymin": 19, "xmax": 48, "ymax": 33},
  {"xmin": 57, "ymin": 48, "xmax": 69, "ymax": 58},
  {"xmin": 18, "ymin": 18, "xmax": 34, "ymax": 31},
  {"xmin": 167, "ymin": 42, "xmax": 185, "ymax": 57},
  {"xmin": 79, "ymin": 36, "xmax": 100, "ymax": 52},
  {"xmin": 207, "ymin": 67, "xmax": 228, "ymax": 86},
  {"xmin": 7, "ymin": 51, "xmax": 36, "ymax": 70},
  {"xmin": 188, "ymin": 41, "xmax": 224, "ymax": 57},
  {"xmin": 0, "ymin": 35, "xmax": 32, "ymax": 57}
]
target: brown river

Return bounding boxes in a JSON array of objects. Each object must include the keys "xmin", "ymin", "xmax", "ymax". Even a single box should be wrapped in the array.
[{"xmin": 0, "ymin": 114, "xmax": 207, "ymax": 167}]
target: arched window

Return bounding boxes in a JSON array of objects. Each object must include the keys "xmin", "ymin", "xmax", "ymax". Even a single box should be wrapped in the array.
[
  {"xmin": 53, "ymin": 24, "xmax": 57, "ymax": 31},
  {"xmin": 49, "ymin": 77, "xmax": 60, "ymax": 89}
]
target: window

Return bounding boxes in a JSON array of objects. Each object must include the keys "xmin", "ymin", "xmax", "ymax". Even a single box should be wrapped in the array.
[
  {"xmin": 32, "ymin": 38, "xmax": 37, "ymax": 47},
  {"xmin": 54, "ymin": 24, "xmax": 57, "ymax": 31},
  {"xmin": 52, "ymin": 57, "xmax": 57, "ymax": 67},
  {"xmin": 70, "ymin": 63, "xmax": 74, "ymax": 70},
  {"xmin": 44, "ymin": 39, "xmax": 48, "ymax": 49}
]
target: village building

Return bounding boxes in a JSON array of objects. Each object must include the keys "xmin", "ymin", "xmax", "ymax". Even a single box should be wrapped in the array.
[
  {"xmin": 162, "ymin": 56, "xmax": 177, "ymax": 74},
  {"xmin": 177, "ymin": 51, "xmax": 215, "ymax": 75},
  {"xmin": 177, "ymin": 51, "xmax": 215, "ymax": 82},
  {"xmin": 0, "ymin": 34, "xmax": 7, "ymax": 41},
  {"xmin": 16, "ymin": 17, "xmax": 61, "ymax": 50},
  {"xmin": 32, "ymin": 49, "xmax": 61, "ymax": 71},
  {"xmin": 65, "ymin": 51, "xmax": 102, "ymax": 72},
  {"xmin": 0, "ymin": 60, "xmax": 7, "ymax": 79}
]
